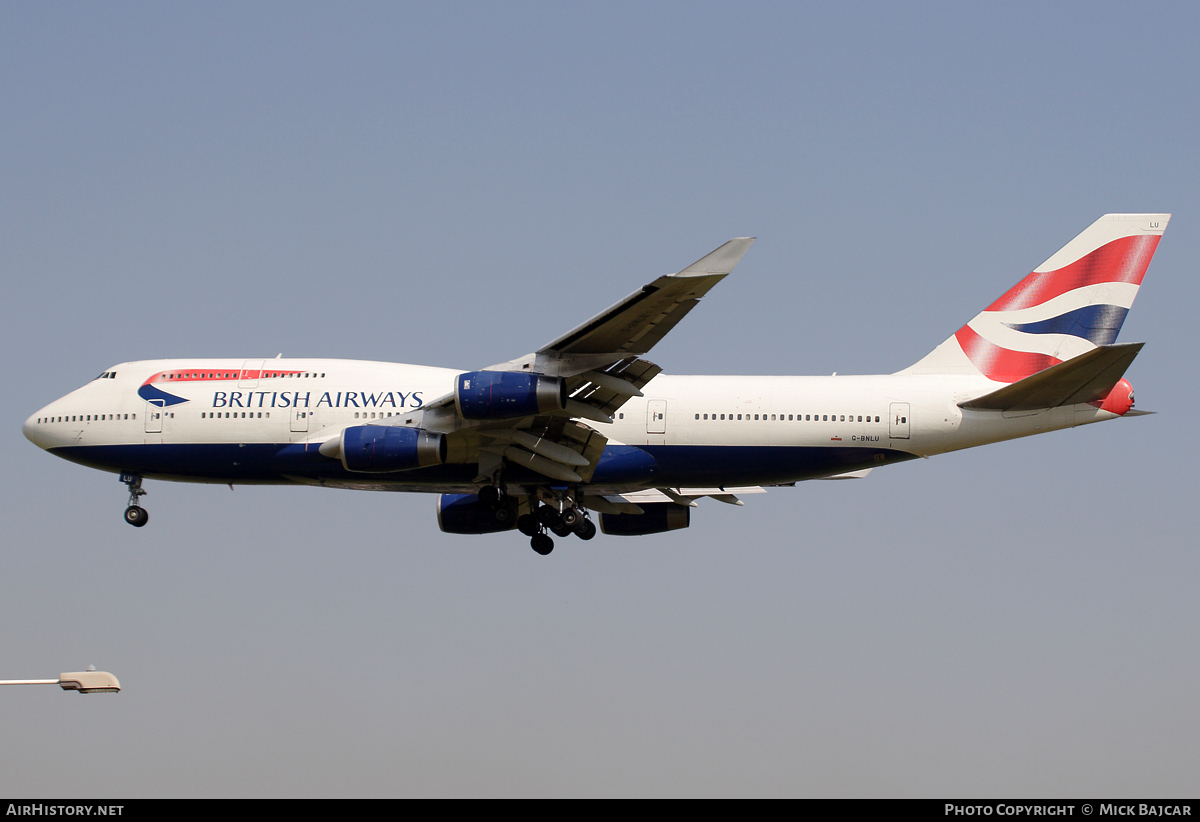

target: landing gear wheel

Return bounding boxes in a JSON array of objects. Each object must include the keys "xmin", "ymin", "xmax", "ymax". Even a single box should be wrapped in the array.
[
  {"xmin": 577, "ymin": 519, "xmax": 597, "ymax": 541},
  {"xmin": 493, "ymin": 506, "xmax": 511, "ymax": 525},
  {"xmin": 531, "ymin": 533, "xmax": 554, "ymax": 555},
  {"xmin": 517, "ymin": 514, "xmax": 539, "ymax": 537},
  {"xmin": 478, "ymin": 485, "xmax": 500, "ymax": 506},
  {"xmin": 537, "ymin": 505, "xmax": 562, "ymax": 528},
  {"xmin": 561, "ymin": 508, "xmax": 581, "ymax": 529},
  {"xmin": 551, "ymin": 523, "xmax": 573, "ymax": 538},
  {"xmin": 120, "ymin": 473, "xmax": 148, "ymax": 526}
]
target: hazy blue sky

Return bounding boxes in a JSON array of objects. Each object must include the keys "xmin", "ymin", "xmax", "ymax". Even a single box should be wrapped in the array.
[{"xmin": 2, "ymin": 1, "xmax": 1197, "ymax": 797}]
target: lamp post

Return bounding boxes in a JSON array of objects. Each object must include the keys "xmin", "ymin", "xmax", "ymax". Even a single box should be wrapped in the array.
[{"xmin": 0, "ymin": 666, "xmax": 120, "ymax": 693}]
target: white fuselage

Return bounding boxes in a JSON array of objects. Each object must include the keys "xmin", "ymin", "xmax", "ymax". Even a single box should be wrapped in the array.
[{"xmin": 23, "ymin": 357, "xmax": 1121, "ymax": 491}]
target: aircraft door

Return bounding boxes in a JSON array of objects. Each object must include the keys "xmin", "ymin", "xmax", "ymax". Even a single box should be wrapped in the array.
[
  {"xmin": 291, "ymin": 409, "xmax": 309, "ymax": 433},
  {"xmin": 647, "ymin": 400, "xmax": 667, "ymax": 434},
  {"xmin": 239, "ymin": 360, "xmax": 264, "ymax": 389},
  {"xmin": 145, "ymin": 399, "xmax": 164, "ymax": 434},
  {"xmin": 889, "ymin": 402, "xmax": 910, "ymax": 439}
]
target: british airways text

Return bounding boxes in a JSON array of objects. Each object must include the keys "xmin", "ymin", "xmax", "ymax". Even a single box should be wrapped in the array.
[{"xmin": 211, "ymin": 391, "xmax": 424, "ymax": 409}]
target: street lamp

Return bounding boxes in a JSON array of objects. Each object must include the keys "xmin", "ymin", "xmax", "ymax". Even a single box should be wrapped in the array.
[{"xmin": 0, "ymin": 665, "xmax": 120, "ymax": 694}]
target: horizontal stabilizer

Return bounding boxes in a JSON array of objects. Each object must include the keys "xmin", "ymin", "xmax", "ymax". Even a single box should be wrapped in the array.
[{"xmin": 960, "ymin": 343, "xmax": 1143, "ymax": 412}]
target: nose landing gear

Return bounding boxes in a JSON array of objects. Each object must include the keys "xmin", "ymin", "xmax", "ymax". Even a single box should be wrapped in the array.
[{"xmin": 120, "ymin": 473, "xmax": 148, "ymax": 528}]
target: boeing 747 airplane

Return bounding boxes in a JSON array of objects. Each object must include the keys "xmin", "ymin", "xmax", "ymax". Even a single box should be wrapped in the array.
[{"xmin": 24, "ymin": 214, "xmax": 1169, "ymax": 554}]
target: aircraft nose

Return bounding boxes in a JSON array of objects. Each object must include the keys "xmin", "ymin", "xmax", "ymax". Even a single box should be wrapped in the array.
[{"xmin": 23, "ymin": 408, "xmax": 55, "ymax": 449}]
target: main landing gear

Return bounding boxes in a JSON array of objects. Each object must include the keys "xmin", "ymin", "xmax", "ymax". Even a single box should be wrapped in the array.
[
  {"xmin": 476, "ymin": 482, "xmax": 513, "ymax": 526},
  {"xmin": 516, "ymin": 499, "xmax": 596, "ymax": 556},
  {"xmin": 121, "ymin": 473, "xmax": 148, "ymax": 528}
]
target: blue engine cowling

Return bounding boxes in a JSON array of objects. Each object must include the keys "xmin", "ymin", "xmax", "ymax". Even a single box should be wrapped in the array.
[
  {"xmin": 437, "ymin": 493, "xmax": 519, "ymax": 534},
  {"xmin": 338, "ymin": 425, "xmax": 446, "ymax": 473},
  {"xmin": 599, "ymin": 503, "xmax": 691, "ymax": 536},
  {"xmin": 454, "ymin": 371, "xmax": 566, "ymax": 420}
]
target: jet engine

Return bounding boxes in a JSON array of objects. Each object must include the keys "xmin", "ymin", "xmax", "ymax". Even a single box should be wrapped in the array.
[
  {"xmin": 437, "ymin": 493, "xmax": 519, "ymax": 534},
  {"xmin": 454, "ymin": 371, "xmax": 566, "ymax": 420},
  {"xmin": 599, "ymin": 503, "xmax": 691, "ymax": 536},
  {"xmin": 320, "ymin": 425, "xmax": 446, "ymax": 473}
]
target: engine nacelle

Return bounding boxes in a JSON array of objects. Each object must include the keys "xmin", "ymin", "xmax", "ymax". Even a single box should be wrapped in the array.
[
  {"xmin": 437, "ymin": 493, "xmax": 519, "ymax": 534},
  {"xmin": 599, "ymin": 503, "xmax": 691, "ymax": 536},
  {"xmin": 330, "ymin": 425, "xmax": 446, "ymax": 473},
  {"xmin": 454, "ymin": 371, "xmax": 566, "ymax": 420}
]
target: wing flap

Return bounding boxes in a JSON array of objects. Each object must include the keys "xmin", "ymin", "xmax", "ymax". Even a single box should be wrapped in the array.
[
  {"xmin": 564, "ymin": 357, "xmax": 663, "ymax": 416},
  {"xmin": 810, "ymin": 468, "xmax": 874, "ymax": 480},
  {"xmin": 604, "ymin": 486, "xmax": 768, "ymax": 505}
]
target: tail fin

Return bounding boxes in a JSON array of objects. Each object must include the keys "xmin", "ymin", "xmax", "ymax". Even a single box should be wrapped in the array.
[{"xmin": 901, "ymin": 213, "xmax": 1170, "ymax": 382}]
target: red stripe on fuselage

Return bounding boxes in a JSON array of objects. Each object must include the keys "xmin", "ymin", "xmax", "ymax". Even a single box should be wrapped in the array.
[{"xmin": 140, "ymin": 369, "xmax": 304, "ymax": 387}]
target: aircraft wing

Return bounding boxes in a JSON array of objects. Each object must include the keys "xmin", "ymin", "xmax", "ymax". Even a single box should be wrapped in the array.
[
  {"xmin": 415, "ymin": 237, "xmax": 754, "ymax": 485},
  {"xmin": 482, "ymin": 236, "xmax": 755, "ymax": 419},
  {"xmin": 535, "ymin": 237, "xmax": 756, "ymax": 358},
  {"xmin": 426, "ymin": 236, "xmax": 753, "ymax": 404}
]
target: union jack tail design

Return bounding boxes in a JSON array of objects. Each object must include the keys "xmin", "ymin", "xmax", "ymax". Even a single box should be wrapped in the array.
[{"xmin": 904, "ymin": 214, "xmax": 1170, "ymax": 382}]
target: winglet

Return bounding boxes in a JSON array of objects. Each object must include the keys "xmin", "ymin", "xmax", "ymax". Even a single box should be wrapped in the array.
[{"xmin": 674, "ymin": 237, "xmax": 756, "ymax": 278}]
